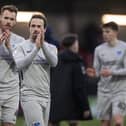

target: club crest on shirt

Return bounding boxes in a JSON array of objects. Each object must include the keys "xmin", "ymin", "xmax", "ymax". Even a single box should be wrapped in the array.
[{"xmin": 116, "ymin": 50, "xmax": 122, "ymax": 55}]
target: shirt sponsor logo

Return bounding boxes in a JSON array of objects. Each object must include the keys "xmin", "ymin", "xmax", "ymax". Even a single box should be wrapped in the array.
[{"xmin": 27, "ymin": 50, "xmax": 32, "ymax": 53}]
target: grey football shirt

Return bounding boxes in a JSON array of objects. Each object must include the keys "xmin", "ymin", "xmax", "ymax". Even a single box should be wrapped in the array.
[
  {"xmin": 93, "ymin": 40, "xmax": 126, "ymax": 94},
  {"xmin": 13, "ymin": 40, "xmax": 58, "ymax": 101},
  {"xmin": 0, "ymin": 32, "xmax": 24, "ymax": 94}
]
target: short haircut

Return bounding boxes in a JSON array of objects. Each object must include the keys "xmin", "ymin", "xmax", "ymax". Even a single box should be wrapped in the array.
[
  {"xmin": 1, "ymin": 5, "xmax": 18, "ymax": 15},
  {"xmin": 61, "ymin": 34, "xmax": 78, "ymax": 48},
  {"xmin": 102, "ymin": 21, "xmax": 119, "ymax": 31},
  {"xmin": 29, "ymin": 14, "xmax": 47, "ymax": 29}
]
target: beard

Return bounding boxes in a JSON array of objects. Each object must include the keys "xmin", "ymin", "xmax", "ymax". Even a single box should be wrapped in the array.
[
  {"xmin": 32, "ymin": 34, "xmax": 37, "ymax": 41},
  {"xmin": 32, "ymin": 31, "xmax": 39, "ymax": 41},
  {"xmin": 2, "ymin": 24, "xmax": 11, "ymax": 31}
]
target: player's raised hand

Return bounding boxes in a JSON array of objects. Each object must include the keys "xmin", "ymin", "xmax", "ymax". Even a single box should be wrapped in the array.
[
  {"xmin": 4, "ymin": 29, "xmax": 11, "ymax": 49},
  {"xmin": 35, "ymin": 33, "xmax": 41, "ymax": 49},
  {"xmin": 0, "ymin": 32, "xmax": 8, "ymax": 44},
  {"xmin": 35, "ymin": 30, "xmax": 45, "ymax": 49},
  {"xmin": 40, "ymin": 29, "xmax": 45, "ymax": 46},
  {"xmin": 0, "ymin": 29, "xmax": 11, "ymax": 48}
]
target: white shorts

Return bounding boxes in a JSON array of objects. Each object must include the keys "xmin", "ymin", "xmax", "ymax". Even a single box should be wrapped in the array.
[
  {"xmin": 21, "ymin": 98, "xmax": 50, "ymax": 126},
  {"xmin": 0, "ymin": 93, "xmax": 19, "ymax": 124},
  {"xmin": 96, "ymin": 92, "xmax": 126, "ymax": 120}
]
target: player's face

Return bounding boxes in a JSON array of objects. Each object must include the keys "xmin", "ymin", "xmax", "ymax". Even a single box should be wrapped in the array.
[
  {"xmin": 69, "ymin": 40, "xmax": 79, "ymax": 53},
  {"xmin": 0, "ymin": 10, "xmax": 16, "ymax": 31},
  {"xmin": 29, "ymin": 18, "xmax": 46, "ymax": 40},
  {"xmin": 102, "ymin": 28, "xmax": 118, "ymax": 43}
]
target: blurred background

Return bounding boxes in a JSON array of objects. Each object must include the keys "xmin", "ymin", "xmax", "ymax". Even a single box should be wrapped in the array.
[
  {"xmin": 1, "ymin": 0, "xmax": 126, "ymax": 52},
  {"xmin": 1, "ymin": 0, "xmax": 126, "ymax": 125}
]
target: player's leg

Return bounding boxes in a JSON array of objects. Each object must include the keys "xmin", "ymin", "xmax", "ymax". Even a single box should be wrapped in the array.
[
  {"xmin": 101, "ymin": 120, "xmax": 111, "ymax": 126},
  {"xmin": 112, "ymin": 96, "xmax": 126, "ymax": 126},
  {"xmin": 97, "ymin": 93, "xmax": 112, "ymax": 126},
  {"xmin": 43, "ymin": 100, "xmax": 50, "ymax": 126},
  {"xmin": 113, "ymin": 115, "xmax": 123, "ymax": 126},
  {"xmin": 2, "ymin": 122, "xmax": 15, "ymax": 126},
  {"xmin": 2, "ymin": 94, "xmax": 19, "ymax": 126},
  {"xmin": 21, "ymin": 100, "xmax": 44, "ymax": 126}
]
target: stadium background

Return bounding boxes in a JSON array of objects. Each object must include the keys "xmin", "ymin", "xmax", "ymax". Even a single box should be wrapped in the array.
[{"xmin": 1, "ymin": 0, "xmax": 126, "ymax": 125}]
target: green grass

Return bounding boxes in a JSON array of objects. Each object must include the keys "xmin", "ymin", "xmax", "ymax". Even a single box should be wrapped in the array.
[
  {"xmin": 60, "ymin": 120, "xmax": 100, "ymax": 126},
  {"xmin": 16, "ymin": 117, "xmax": 100, "ymax": 126},
  {"xmin": 16, "ymin": 117, "xmax": 25, "ymax": 126},
  {"xmin": 16, "ymin": 117, "xmax": 126, "ymax": 126}
]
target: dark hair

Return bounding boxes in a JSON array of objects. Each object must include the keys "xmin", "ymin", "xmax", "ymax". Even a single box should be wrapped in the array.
[
  {"xmin": 61, "ymin": 34, "xmax": 78, "ymax": 48},
  {"xmin": 102, "ymin": 21, "xmax": 119, "ymax": 31},
  {"xmin": 29, "ymin": 14, "xmax": 47, "ymax": 29},
  {"xmin": 1, "ymin": 5, "xmax": 18, "ymax": 15}
]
